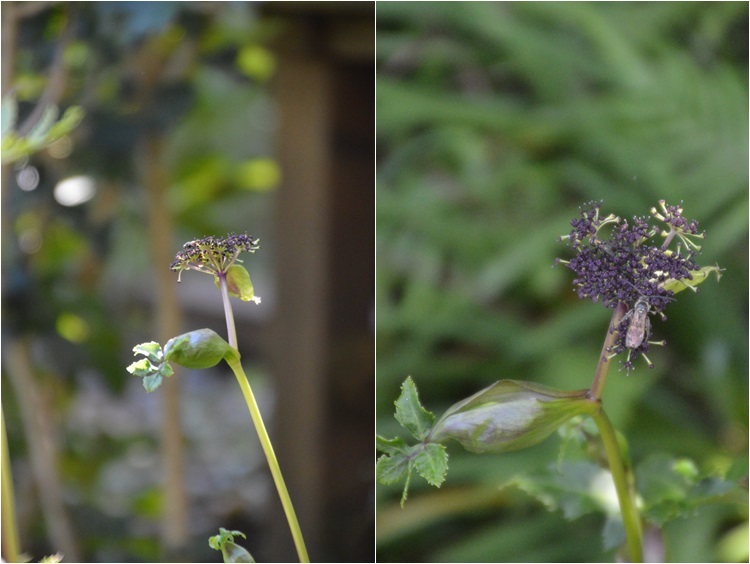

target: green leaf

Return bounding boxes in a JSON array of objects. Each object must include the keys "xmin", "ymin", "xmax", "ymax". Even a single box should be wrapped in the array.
[
  {"xmin": 376, "ymin": 450, "xmax": 411, "ymax": 485},
  {"xmin": 133, "ymin": 341, "xmax": 163, "ymax": 363},
  {"xmin": 142, "ymin": 372, "xmax": 163, "ymax": 393},
  {"xmin": 394, "ymin": 376, "xmax": 434, "ymax": 441},
  {"xmin": 46, "ymin": 105, "xmax": 85, "ymax": 139},
  {"xmin": 507, "ymin": 460, "xmax": 606, "ymax": 520},
  {"xmin": 215, "ymin": 264, "xmax": 259, "ymax": 303},
  {"xmin": 637, "ymin": 453, "xmax": 737, "ymax": 526},
  {"xmin": 158, "ymin": 362, "xmax": 174, "ymax": 380},
  {"xmin": 376, "ymin": 435, "xmax": 408, "ymax": 456},
  {"xmin": 127, "ymin": 358, "xmax": 155, "ymax": 377},
  {"xmin": 209, "ymin": 528, "xmax": 254, "ymax": 563},
  {"xmin": 414, "ymin": 443, "xmax": 448, "ymax": 487}
]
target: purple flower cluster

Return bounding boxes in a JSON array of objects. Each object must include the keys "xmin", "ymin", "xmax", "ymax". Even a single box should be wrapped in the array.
[
  {"xmin": 558, "ymin": 200, "xmax": 704, "ymax": 370},
  {"xmin": 170, "ymin": 233, "xmax": 260, "ymax": 281}
]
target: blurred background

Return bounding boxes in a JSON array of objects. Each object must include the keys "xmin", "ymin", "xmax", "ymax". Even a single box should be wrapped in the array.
[
  {"xmin": 2, "ymin": 2, "xmax": 373, "ymax": 562},
  {"xmin": 376, "ymin": 2, "xmax": 747, "ymax": 562}
]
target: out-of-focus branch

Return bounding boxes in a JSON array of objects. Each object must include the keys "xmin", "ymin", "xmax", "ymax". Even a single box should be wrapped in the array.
[
  {"xmin": 4, "ymin": 340, "xmax": 81, "ymax": 561},
  {"xmin": 140, "ymin": 126, "xmax": 188, "ymax": 558}
]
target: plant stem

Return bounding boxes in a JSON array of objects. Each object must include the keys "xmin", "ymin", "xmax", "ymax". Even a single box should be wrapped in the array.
[
  {"xmin": 591, "ymin": 408, "xmax": 643, "ymax": 563},
  {"xmin": 218, "ymin": 276, "xmax": 309, "ymax": 562},
  {"xmin": 1, "ymin": 407, "xmax": 21, "ymax": 563},
  {"xmin": 226, "ymin": 356, "xmax": 310, "ymax": 563},
  {"xmin": 590, "ymin": 303, "xmax": 627, "ymax": 401},
  {"xmin": 219, "ymin": 273, "xmax": 238, "ymax": 350}
]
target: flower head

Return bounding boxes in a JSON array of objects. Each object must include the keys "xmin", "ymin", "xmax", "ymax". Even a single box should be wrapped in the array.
[
  {"xmin": 170, "ymin": 233, "xmax": 260, "ymax": 281},
  {"xmin": 557, "ymin": 201, "xmax": 717, "ymax": 372}
]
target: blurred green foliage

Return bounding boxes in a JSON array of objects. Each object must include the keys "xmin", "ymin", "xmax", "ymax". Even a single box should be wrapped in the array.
[
  {"xmin": 376, "ymin": 2, "xmax": 747, "ymax": 562},
  {"xmin": 3, "ymin": 3, "xmax": 280, "ymax": 562}
]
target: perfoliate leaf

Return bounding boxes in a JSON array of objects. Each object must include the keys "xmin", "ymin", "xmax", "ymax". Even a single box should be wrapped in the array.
[
  {"xmin": 429, "ymin": 380, "xmax": 597, "ymax": 454},
  {"xmin": 164, "ymin": 328, "xmax": 235, "ymax": 369},
  {"xmin": 414, "ymin": 443, "xmax": 448, "ymax": 487},
  {"xmin": 394, "ymin": 376, "xmax": 434, "ymax": 441},
  {"xmin": 222, "ymin": 541, "xmax": 255, "ymax": 563}
]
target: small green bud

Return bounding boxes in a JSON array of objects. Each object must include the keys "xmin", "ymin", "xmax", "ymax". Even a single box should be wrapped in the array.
[
  {"xmin": 215, "ymin": 264, "xmax": 260, "ymax": 303},
  {"xmin": 164, "ymin": 329, "xmax": 237, "ymax": 369},
  {"xmin": 428, "ymin": 380, "xmax": 598, "ymax": 454}
]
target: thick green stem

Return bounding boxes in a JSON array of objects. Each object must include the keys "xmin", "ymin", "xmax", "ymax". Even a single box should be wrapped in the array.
[
  {"xmin": 225, "ymin": 355, "xmax": 310, "ymax": 563},
  {"xmin": 218, "ymin": 276, "xmax": 308, "ymax": 562},
  {"xmin": 588, "ymin": 304, "xmax": 644, "ymax": 561},
  {"xmin": 591, "ymin": 409, "xmax": 643, "ymax": 563},
  {"xmin": 1, "ymin": 407, "xmax": 21, "ymax": 563}
]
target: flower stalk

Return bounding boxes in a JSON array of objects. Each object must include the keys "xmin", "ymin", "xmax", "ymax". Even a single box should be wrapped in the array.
[
  {"xmin": 591, "ymin": 409, "xmax": 643, "ymax": 563},
  {"xmin": 129, "ymin": 233, "xmax": 309, "ymax": 562},
  {"xmin": 224, "ymin": 354, "xmax": 309, "ymax": 563},
  {"xmin": 218, "ymin": 272, "xmax": 309, "ymax": 563}
]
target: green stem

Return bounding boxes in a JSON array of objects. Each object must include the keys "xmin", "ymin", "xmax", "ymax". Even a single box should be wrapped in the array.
[
  {"xmin": 1, "ymin": 406, "xmax": 21, "ymax": 563},
  {"xmin": 218, "ymin": 276, "xmax": 309, "ymax": 562},
  {"xmin": 226, "ymin": 355, "xmax": 310, "ymax": 563},
  {"xmin": 591, "ymin": 408, "xmax": 643, "ymax": 563}
]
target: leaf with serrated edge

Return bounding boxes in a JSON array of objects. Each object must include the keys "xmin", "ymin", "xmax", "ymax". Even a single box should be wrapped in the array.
[
  {"xmin": 133, "ymin": 341, "xmax": 163, "ymax": 362},
  {"xmin": 142, "ymin": 373, "xmax": 163, "ymax": 392},
  {"xmin": 376, "ymin": 452, "xmax": 410, "ymax": 485},
  {"xmin": 394, "ymin": 376, "xmax": 434, "ymax": 441},
  {"xmin": 127, "ymin": 358, "xmax": 154, "ymax": 377},
  {"xmin": 376, "ymin": 435, "xmax": 407, "ymax": 456},
  {"xmin": 414, "ymin": 443, "xmax": 448, "ymax": 487}
]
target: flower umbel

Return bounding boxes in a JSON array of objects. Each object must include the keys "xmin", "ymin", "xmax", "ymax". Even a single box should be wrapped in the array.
[
  {"xmin": 557, "ymin": 201, "xmax": 719, "ymax": 372},
  {"xmin": 170, "ymin": 233, "xmax": 260, "ymax": 281}
]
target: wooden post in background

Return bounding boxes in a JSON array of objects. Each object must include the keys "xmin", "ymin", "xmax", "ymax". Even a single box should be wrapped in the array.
[{"xmin": 264, "ymin": 4, "xmax": 374, "ymax": 562}]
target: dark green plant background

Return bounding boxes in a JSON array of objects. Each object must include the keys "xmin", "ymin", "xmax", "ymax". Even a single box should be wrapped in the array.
[{"xmin": 376, "ymin": 2, "xmax": 747, "ymax": 562}]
